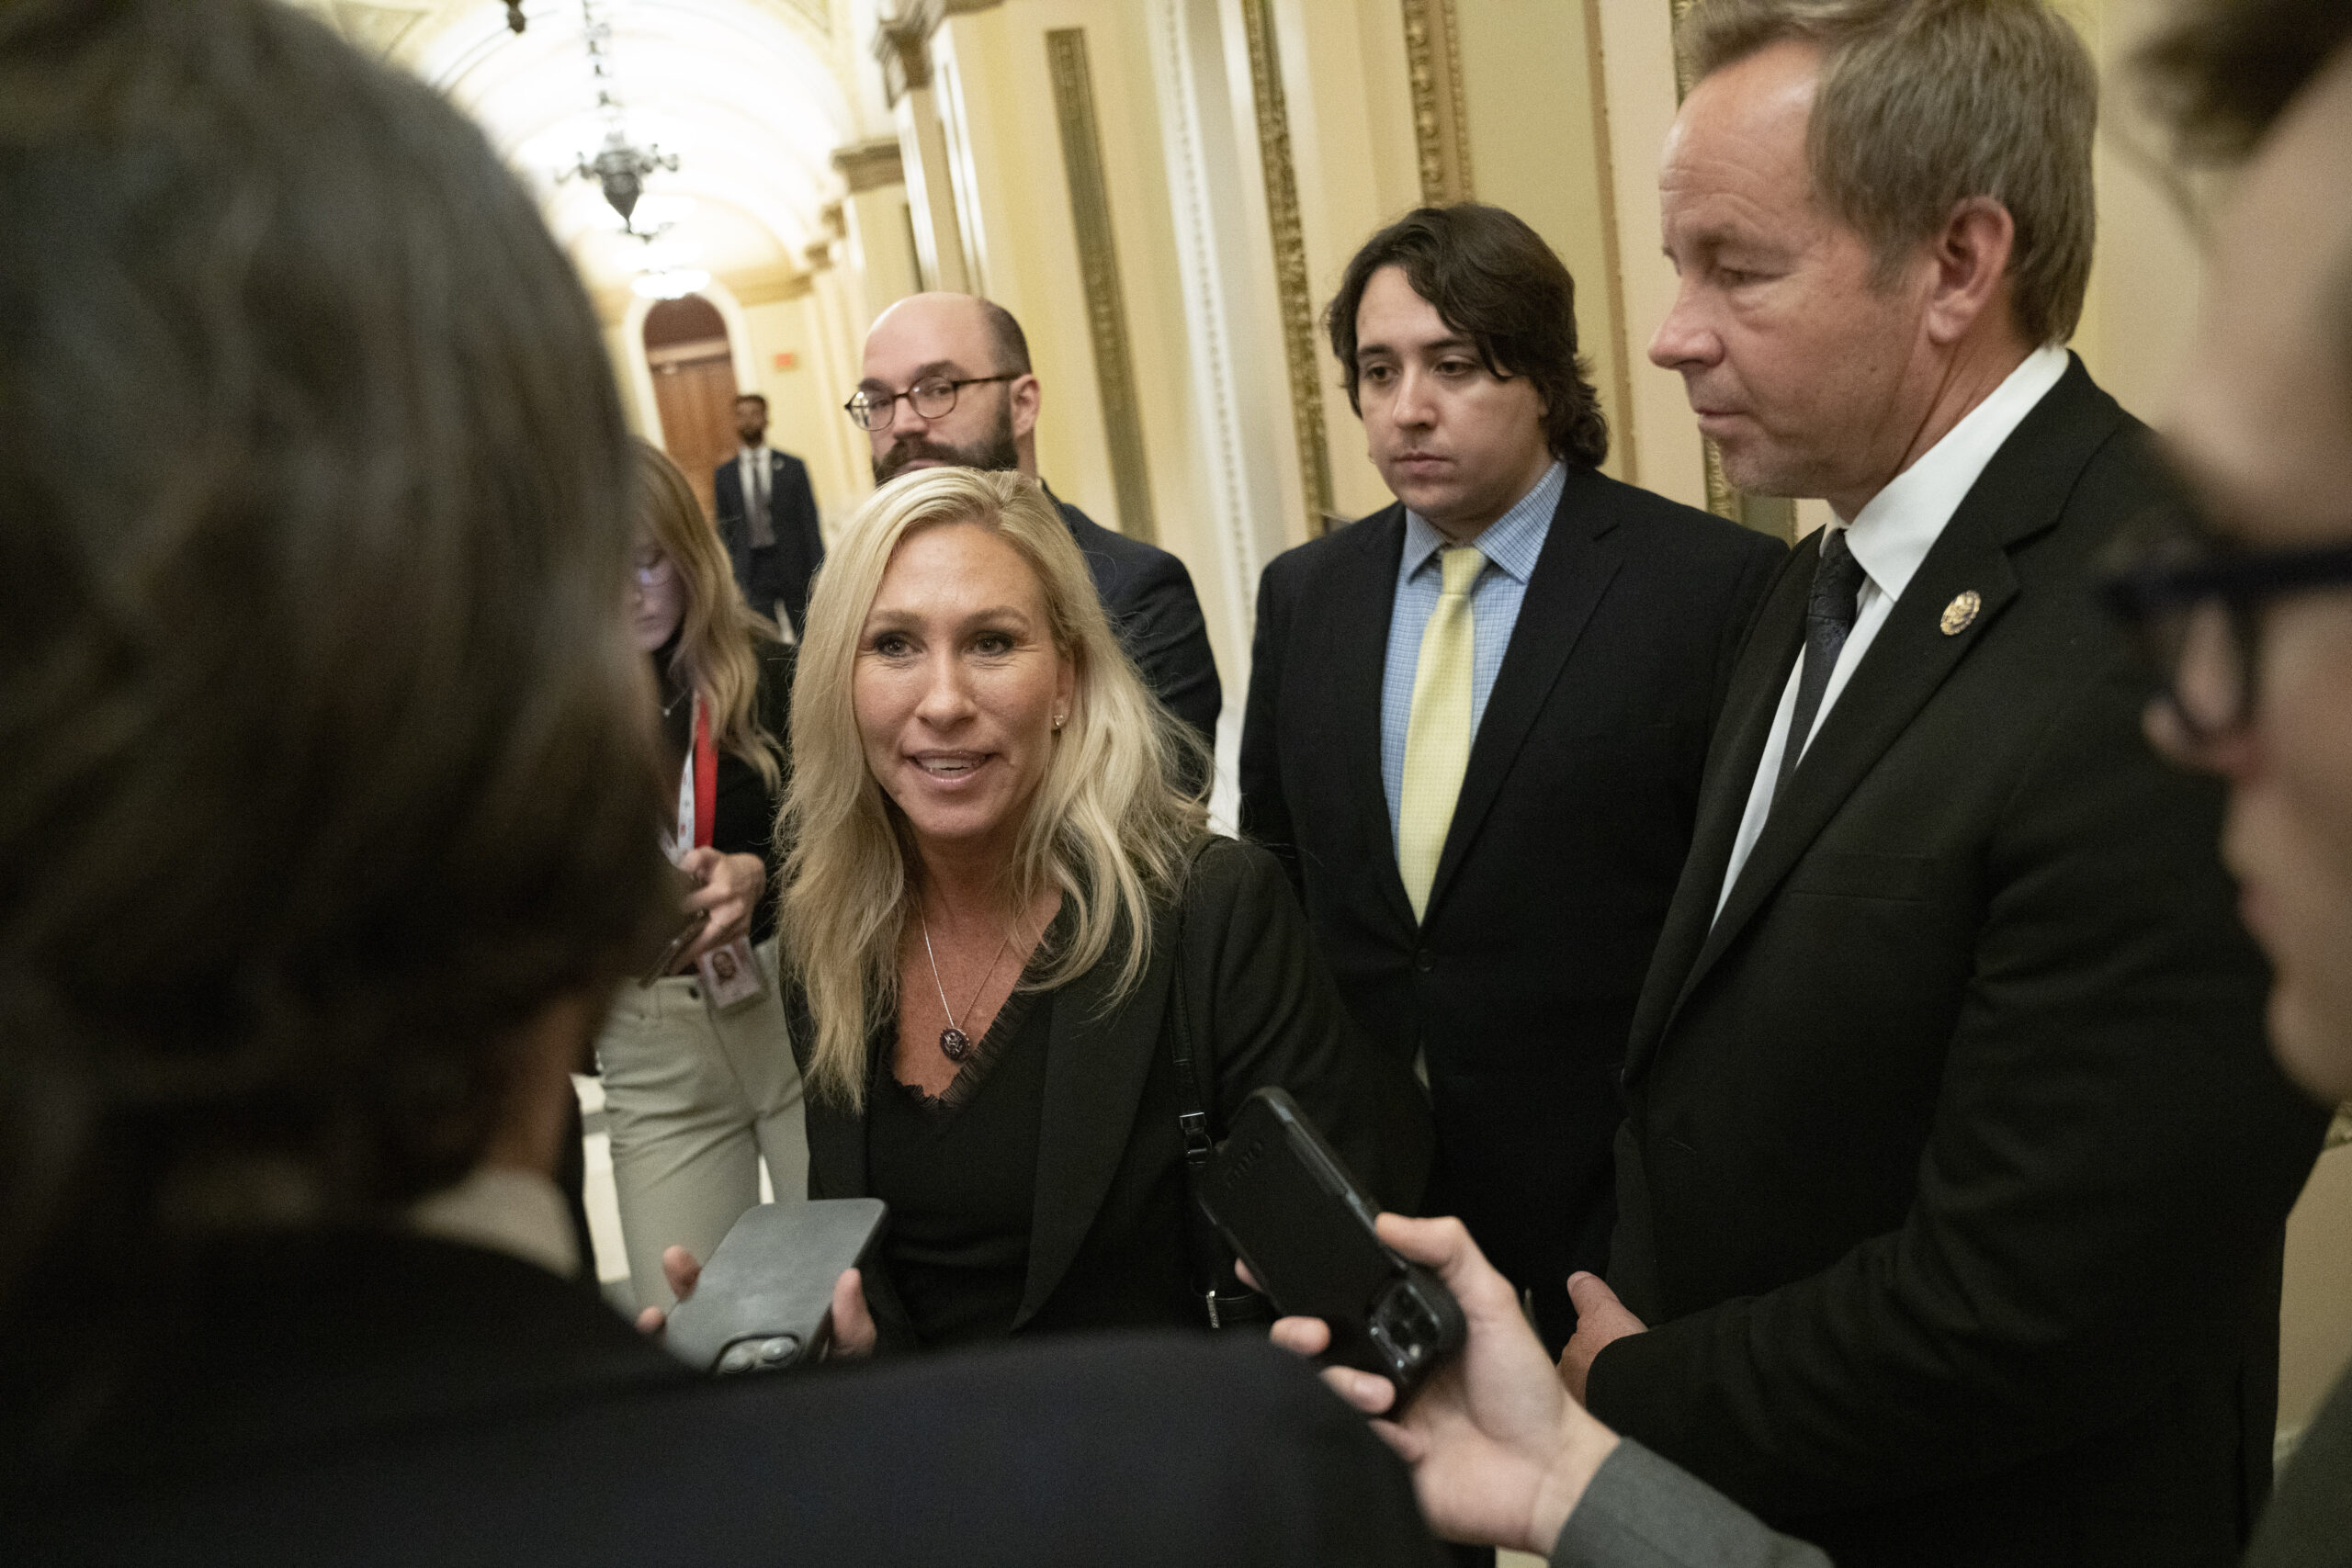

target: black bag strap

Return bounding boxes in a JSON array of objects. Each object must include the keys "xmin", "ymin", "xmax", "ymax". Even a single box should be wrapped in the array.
[{"xmin": 1168, "ymin": 839, "xmax": 1272, "ymax": 1330}]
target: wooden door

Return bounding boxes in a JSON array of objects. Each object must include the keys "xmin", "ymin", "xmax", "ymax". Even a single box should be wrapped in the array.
[{"xmin": 649, "ymin": 348, "xmax": 738, "ymax": 520}]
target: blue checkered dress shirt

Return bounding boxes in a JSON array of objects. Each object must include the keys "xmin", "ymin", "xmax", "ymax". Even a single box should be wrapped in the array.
[{"xmin": 1379, "ymin": 460, "xmax": 1565, "ymax": 850}]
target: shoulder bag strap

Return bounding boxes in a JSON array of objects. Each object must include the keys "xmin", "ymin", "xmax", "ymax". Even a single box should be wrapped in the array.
[{"xmin": 1168, "ymin": 839, "xmax": 1272, "ymax": 1329}]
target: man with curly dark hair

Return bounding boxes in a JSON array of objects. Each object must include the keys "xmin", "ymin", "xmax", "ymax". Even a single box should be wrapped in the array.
[{"xmin": 1242, "ymin": 203, "xmax": 1783, "ymax": 1355}]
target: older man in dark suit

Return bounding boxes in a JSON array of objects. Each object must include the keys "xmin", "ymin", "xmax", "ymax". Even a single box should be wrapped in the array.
[
  {"xmin": 1240, "ymin": 205, "xmax": 1782, "ymax": 1353},
  {"xmin": 0, "ymin": 5, "xmax": 1434, "ymax": 1564},
  {"xmin": 1558, "ymin": 3, "xmax": 2329, "ymax": 1564},
  {"xmin": 851, "ymin": 293, "xmax": 1220, "ymax": 759}
]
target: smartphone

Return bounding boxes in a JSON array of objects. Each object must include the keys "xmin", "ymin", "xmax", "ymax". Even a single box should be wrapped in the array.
[
  {"xmin": 661, "ymin": 1198, "xmax": 888, "ymax": 1375},
  {"xmin": 637, "ymin": 908, "xmax": 708, "ymax": 987},
  {"xmin": 1197, "ymin": 1088, "xmax": 1465, "ymax": 1404}
]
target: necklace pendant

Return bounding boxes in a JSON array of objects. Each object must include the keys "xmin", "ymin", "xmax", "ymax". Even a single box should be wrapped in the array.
[{"xmin": 938, "ymin": 1026, "xmax": 971, "ymax": 1063}]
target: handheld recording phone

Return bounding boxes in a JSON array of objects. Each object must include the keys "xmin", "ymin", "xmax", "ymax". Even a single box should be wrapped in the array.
[
  {"xmin": 661, "ymin": 1198, "xmax": 888, "ymax": 1375},
  {"xmin": 1197, "ymin": 1089, "xmax": 1465, "ymax": 1404}
]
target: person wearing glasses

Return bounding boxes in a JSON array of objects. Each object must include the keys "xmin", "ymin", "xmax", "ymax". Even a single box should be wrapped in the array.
[
  {"xmin": 2116, "ymin": 6, "xmax": 2352, "ymax": 1562},
  {"xmin": 849, "ymin": 294, "xmax": 1221, "ymax": 768},
  {"xmin": 1538, "ymin": 0, "xmax": 2327, "ymax": 1562},
  {"xmin": 596, "ymin": 440, "xmax": 807, "ymax": 1313}
]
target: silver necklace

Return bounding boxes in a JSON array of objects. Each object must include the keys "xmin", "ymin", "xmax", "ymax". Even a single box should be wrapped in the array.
[{"xmin": 917, "ymin": 901, "xmax": 1014, "ymax": 1063}]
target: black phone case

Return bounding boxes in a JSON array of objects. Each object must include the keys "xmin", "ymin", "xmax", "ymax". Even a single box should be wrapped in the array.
[
  {"xmin": 1197, "ymin": 1088, "xmax": 1464, "ymax": 1402},
  {"xmin": 661, "ymin": 1198, "xmax": 888, "ymax": 1375}
]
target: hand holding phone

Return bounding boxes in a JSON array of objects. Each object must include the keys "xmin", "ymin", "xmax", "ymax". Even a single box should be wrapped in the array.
[{"xmin": 660, "ymin": 1199, "xmax": 888, "ymax": 1374}]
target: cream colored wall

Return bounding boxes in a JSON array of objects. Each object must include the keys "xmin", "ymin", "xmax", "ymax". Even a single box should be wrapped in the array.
[
  {"xmin": 939, "ymin": 0, "xmax": 1253, "ymax": 693},
  {"xmin": 1269, "ymin": 0, "xmax": 1425, "ymax": 525},
  {"xmin": 1452, "ymin": 0, "xmax": 1634, "ymax": 487}
]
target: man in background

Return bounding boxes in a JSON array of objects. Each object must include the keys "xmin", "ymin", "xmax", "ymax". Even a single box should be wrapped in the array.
[
  {"xmin": 1569, "ymin": 1, "xmax": 2325, "ymax": 1562},
  {"xmin": 714, "ymin": 390, "xmax": 825, "ymax": 638},
  {"xmin": 0, "ymin": 3, "xmax": 1430, "ymax": 1562},
  {"xmin": 854, "ymin": 293, "xmax": 1222, "ymax": 758},
  {"xmin": 1240, "ymin": 206, "xmax": 1781, "ymax": 1349}
]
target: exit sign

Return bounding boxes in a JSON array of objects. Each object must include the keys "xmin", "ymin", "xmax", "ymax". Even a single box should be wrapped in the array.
[{"xmin": 772, "ymin": 351, "xmax": 797, "ymax": 371}]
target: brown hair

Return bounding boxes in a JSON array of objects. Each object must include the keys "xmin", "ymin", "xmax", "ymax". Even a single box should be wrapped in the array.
[
  {"xmin": 0, "ymin": 0, "xmax": 671, "ymax": 1408},
  {"xmin": 1679, "ymin": 0, "xmax": 2098, "ymax": 346},
  {"xmin": 1325, "ymin": 205, "xmax": 1609, "ymax": 470},
  {"xmin": 630, "ymin": 440, "xmax": 784, "ymax": 793}
]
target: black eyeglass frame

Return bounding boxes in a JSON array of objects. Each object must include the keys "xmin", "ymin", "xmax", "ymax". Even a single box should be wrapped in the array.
[
  {"xmin": 842, "ymin": 373, "xmax": 1018, "ymax": 432},
  {"xmin": 2098, "ymin": 518, "xmax": 2352, "ymax": 741}
]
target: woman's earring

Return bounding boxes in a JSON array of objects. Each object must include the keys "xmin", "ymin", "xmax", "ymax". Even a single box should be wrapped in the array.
[{"xmin": 1053, "ymin": 713, "xmax": 1065, "ymax": 730}]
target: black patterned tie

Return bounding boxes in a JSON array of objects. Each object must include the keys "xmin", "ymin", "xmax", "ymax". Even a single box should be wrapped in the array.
[{"xmin": 1774, "ymin": 526, "xmax": 1866, "ymax": 800}]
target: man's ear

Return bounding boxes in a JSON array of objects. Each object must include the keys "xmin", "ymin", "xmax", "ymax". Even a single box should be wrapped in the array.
[
  {"xmin": 1922, "ymin": 196, "xmax": 2018, "ymax": 347},
  {"xmin": 1010, "ymin": 373, "xmax": 1043, "ymax": 442}
]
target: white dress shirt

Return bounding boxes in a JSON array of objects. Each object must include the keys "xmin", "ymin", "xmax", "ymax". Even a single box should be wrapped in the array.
[
  {"xmin": 737, "ymin": 445, "xmax": 775, "ymax": 547},
  {"xmin": 1713, "ymin": 344, "xmax": 2070, "ymax": 919},
  {"xmin": 411, "ymin": 1165, "xmax": 580, "ymax": 1280}
]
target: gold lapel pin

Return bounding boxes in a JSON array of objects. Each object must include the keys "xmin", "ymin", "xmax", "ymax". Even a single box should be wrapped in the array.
[{"xmin": 1940, "ymin": 590, "xmax": 1983, "ymax": 636}]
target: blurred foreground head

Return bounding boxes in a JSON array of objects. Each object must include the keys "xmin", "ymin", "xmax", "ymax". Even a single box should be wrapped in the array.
[
  {"xmin": 0, "ymin": 0, "xmax": 668, "ymax": 1323},
  {"xmin": 2130, "ymin": 0, "xmax": 2352, "ymax": 1099}
]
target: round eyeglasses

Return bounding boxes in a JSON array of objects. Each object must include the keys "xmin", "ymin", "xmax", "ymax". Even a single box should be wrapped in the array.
[{"xmin": 843, "ymin": 373, "xmax": 1016, "ymax": 432}]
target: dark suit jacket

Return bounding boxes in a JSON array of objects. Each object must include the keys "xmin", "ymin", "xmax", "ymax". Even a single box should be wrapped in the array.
[
  {"xmin": 1238, "ymin": 467, "xmax": 1781, "ymax": 1345},
  {"xmin": 801, "ymin": 840, "xmax": 1432, "ymax": 1349},
  {"xmin": 12, "ymin": 1230, "xmax": 1439, "ymax": 1567},
  {"xmin": 1054, "ymin": 491, "xmax": 1222, "ymax": 754},
  {"xmin": 1590, "ymin": 358, "xmax": 2328, "ymax": 1567},
  {"xmin": 715, "ymin": 446, "xmax": 825, "ymax": 637}
]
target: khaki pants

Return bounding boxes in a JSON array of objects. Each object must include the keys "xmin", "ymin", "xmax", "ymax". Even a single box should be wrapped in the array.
[{"xmin": 595, "ymin": 936, "xmax": 808, "ymax": 1313}]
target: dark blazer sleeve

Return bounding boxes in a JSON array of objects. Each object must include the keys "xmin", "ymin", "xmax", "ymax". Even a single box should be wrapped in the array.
[
  {"xmin": 1710, "ymin": 529, "xmax": 1786, "ymax": 725},
  {"xmin": 1118, "ymin": 548, "xmax": 1222, "ymax": 752},
  {"xmin": 775, "ymin": 455, "xmax": 824, "ymax": 636},
  {"xmin": 1181, "ymin": 840, "xmax": 1432, "ymax": 1212},
  {"xmin": 1237, "ymin": 551, "xmax": 1301, "ymax": 896},
  {"xmin": 711, "ymin": 461, "xmax": 752, "ymax": 602},
  {"xmin": 1589, "ymin": 645, "xmax": 2325, "ymax": 1517}
]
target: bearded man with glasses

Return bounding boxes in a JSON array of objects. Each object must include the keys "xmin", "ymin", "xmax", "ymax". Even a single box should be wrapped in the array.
[{"xmin": 848, "ymin": 293, "xmax": 1221, "ymax": 766}]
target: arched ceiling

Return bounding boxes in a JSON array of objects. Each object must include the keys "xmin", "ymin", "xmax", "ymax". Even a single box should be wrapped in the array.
[{"xmin": 301, "ymin": 0, "xmax": 894, "ymax": 300}]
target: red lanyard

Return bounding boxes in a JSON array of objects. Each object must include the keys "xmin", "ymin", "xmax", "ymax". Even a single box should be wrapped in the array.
[
  {"xmin": 676, "ymin": 695, "xmax": 717, "ymax": 853},
  {"xmin": 693, "ymin": 696, "xmax": 716, "ymax": 851}
]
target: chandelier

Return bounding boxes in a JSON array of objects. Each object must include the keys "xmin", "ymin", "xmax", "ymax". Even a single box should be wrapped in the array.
[{"xmin": 553, "ymin": 0, "xmax": 678, "ymax": 236}]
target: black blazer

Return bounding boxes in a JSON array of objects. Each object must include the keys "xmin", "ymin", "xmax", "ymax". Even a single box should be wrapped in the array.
[
  {"xmin": 715, "ymin": 447, "xmax": 825, "ymax": 637},
  {"xmin": 1055, "ymin": 491, "xmax": 1222, "ymax": 753},
  {"xmin": 14, "ymin": 1231, "xmax": 1439, "ymax": 1567},
  {"xmin": 1590, "ymin": 358, "xmax": 2329, "ymax": 1567},
  {"xmin": 801, "ymin": 840, "xmax": 1432, "ymax": 1349},
  {"xmin": 1238, "ymin": 467, "xmax": 1781, "ymax": 1344}
]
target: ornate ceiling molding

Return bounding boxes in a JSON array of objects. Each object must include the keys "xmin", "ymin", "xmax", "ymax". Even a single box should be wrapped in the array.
[{"xmin": 831, "ymin": 137, "xmax": 906, "ymax": 193}]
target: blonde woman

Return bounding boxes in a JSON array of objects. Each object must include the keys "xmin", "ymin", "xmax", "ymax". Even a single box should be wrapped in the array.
[
  {"xmin": 777, "ymin": 467, "xmax": 1430, "ymax": 1350},
  {"xmin": 599, "ymin": 440, "xmax": 807, "ymax": 1312}
]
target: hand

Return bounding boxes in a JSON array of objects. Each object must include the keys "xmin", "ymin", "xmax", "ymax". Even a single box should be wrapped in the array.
[
  {"xmin": 633, "ymin": 1244, "xmax": 707, "ymax": 1335},
  {"xmin": 674, "ymin": 848, "xmax": 764, "ymax": 968},
  {"xmin": 1557, "ymin": 1271, "xmax": 1645, "ymax": 1405},
  {"xmin": 633, "ymin": 1245, "xmax": 876, "ymax": 1360},
  {"xmin": 1265, "ymin": 1215, "xmax": 1619, "ymax": 1555}
]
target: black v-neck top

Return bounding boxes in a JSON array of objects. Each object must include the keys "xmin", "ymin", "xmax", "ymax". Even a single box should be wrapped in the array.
[{"xmin": 865, "ymin": 979, "xmax": 1056, "ymax": 1348}]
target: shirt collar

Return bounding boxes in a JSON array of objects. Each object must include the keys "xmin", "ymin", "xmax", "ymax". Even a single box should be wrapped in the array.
[
  {"xmin": 411, "ymin": 1165, "xmax": 580, "ymax": 1280},
  {"xmin": 1838, "ymin": 344, "xmax": 2069, "ymax": 604},
  {"xmin": 1401, "ymin": 459, "xmax": 1565, "ymax": 582},
  {"xmin": 740, "ymin": 444, "xmax": 767, "ymax": 462}
]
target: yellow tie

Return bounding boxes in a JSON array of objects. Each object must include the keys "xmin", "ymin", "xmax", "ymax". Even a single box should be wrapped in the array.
[{"xmin": 1398, "ymin": 546, "xmax": 1483, "ymax": 922}]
